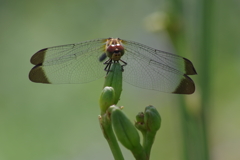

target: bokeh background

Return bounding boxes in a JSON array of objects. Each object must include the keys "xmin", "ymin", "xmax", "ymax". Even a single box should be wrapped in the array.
[{"xmin": 1, "ymin": 0, "xmax": 240, "ymax": 160}]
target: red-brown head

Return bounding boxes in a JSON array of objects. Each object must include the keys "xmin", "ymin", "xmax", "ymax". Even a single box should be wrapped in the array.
[{"xmin": 105, "ymin": 38, "xmax": 125, "ymax": 61}]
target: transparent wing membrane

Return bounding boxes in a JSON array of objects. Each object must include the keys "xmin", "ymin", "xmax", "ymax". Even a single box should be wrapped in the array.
[
  {"xmin": 121, "ymin": 39, "xmax": 196, "ymax": 93},
  {"xmin": 29, "ymin": 39, "xmax": 107, "ymax": 83},
  {"xmin": 29, "ymin": 38, "xmax": 196, "ymax": 94}
]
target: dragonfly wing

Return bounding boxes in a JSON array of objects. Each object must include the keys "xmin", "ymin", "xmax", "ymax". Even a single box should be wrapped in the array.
[
  {"xmin": 29, "ymin": 39, "xmax": 107, "ymax": 84},
  {"xmin": 121, "ymin": 39, "xmax": 197, "ymax": 94}
]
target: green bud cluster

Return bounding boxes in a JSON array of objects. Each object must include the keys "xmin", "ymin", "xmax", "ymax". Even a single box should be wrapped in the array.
[
  {"xmin": 99, "ymin": 62, "xmax": 161, "ymax": 160},
  {"xmin": 135, "ymin": 105, "xmax": 161, "ymax": 159},
  {"xmin": 135, "ymin": 105, "xmax": 161, "ymax": 133}
]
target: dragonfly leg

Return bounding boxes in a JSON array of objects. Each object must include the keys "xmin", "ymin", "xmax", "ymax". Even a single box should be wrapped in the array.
[
  {"xmin": 119, "ymin": 59, "xmax": 127, "ymax": 72},
  {"xmin": 104, "ymin": 59, "xmax": 113, "ymax": 74}
]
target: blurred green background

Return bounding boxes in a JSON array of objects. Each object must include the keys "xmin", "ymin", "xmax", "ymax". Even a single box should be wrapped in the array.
[{"xmin": 1, "ymin": 0, "xmax": 240, "ymax": 160}]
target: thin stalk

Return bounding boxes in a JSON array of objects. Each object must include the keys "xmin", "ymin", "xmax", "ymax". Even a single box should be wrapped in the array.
[
  {"xmin": 164, "ymin": 0, "xmax": 211, "ymax": 159},
  {"xmin": 105, "ymin": 126, "xmax": 124, "ymax": 160},
  {"xmin": 142, "ymin": 132, "xmax": 156, "ymax": 160},
  {"xmin": 198, "ymin": 0, "xmax": 214, "ymax": 159},
  {"xmin": 99, "ymin": 115, "xmax": 124, "ymax": 160}
]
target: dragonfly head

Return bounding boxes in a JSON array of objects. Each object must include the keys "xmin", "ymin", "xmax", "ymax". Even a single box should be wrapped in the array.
[{"xmin": 106, "ymin": 38, "xmax": 125, "ymax": 61}]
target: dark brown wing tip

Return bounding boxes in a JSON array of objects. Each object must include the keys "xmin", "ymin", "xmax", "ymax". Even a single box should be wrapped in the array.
[
  {"xmin": 183, "ymin": 58, "xmax": 197, "ymax": 75},
  {"xmin": 172, "ymin": 75, "xmax": 195, "ymax": 94},
  {"xmin": 30, "ymin": 48, "xmax": 47, "ymax": 65},
  {"xmin": 29, "ymin": 65, "xmax": 50, "ymax": 83}
]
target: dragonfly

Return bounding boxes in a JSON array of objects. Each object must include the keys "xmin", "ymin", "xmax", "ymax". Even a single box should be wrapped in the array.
[{"xmin": 29, "ymin": 38, "xmax": 197, "ymax": 94}]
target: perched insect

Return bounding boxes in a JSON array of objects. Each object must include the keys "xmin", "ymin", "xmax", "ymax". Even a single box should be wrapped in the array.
[{"xmin": 29, "ymin": 38, "xmax": 197, "ymax": 94}]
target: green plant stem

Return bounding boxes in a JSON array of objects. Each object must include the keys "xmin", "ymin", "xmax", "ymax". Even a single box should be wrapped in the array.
[
  {"xmin": 99, "ymin": 63, "xmax": 124, "ymax": 159},
  {"xmin": 198, "ymin": 0, "xmax": 214, "ymax": 159},
  {"xmin": 164, "ymin": 0, "xmax": 211, "ymax": 159},
  {"xmin": 142, "ymin": 132, "xmax": 156, "ymax": 160},
  {"xmin": 131, "ymin": 147, "xmax": 146, "ymax": 160},
  {"xmin": 175, "ymin": 32, "xmax": 209, "ymax": 160},
  {"xmin": 105, "ymin": 127, "xmax": 124, "ymax": 160},
  {"xmin": 99, "ymin": 115, "xmax": 124, "ymax": 160}
]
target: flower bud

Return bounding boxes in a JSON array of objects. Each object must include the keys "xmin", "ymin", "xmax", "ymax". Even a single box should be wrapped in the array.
[
  {"xmin": 135, "ymin": 112, "xmax": 146, "ymax": 132},
  {"xmin": 103, "ymin": 63, "xmax": 122, "ymax": 104},
  {"xmin": 110, "ymin": 106, "xmax": 141, "ymax": 151},
  {"xmin": 144, "ymin": 105, "xmax": 161, "ymax": 132},
  {"xmin": 136, "ymin": 112, "xmax": 144, "ymax": 123},
  {"xmin": 99, "ymin": 87, "xmax": 115, "ymax": 114}
]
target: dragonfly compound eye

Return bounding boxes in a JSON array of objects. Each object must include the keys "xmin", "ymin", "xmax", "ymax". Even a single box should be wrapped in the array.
[{"xmin": 106, "ymin": 44, "xmax": 125, "ymax": 60}]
